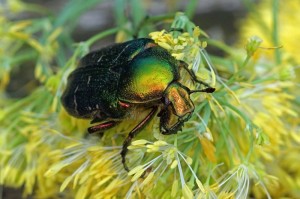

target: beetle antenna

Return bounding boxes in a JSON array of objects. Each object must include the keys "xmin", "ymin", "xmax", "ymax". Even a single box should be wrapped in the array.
[
  {"xmin": 189, "ymin": 87, "xmax": 215, "ymax": 94},
  {"xmin": 178, "ymin": 61, "xmax": 215, "ymax": 90}
]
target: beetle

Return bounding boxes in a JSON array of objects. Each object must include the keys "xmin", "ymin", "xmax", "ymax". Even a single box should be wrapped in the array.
[{"xmin": 61, "ymin": 38, "xmax": 215, "ymax": 171}]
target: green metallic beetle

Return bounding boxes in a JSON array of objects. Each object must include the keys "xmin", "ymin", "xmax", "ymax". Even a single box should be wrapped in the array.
[{"xmin": 61, "ymin": 38, "xmax": 215, "ymax": 171}]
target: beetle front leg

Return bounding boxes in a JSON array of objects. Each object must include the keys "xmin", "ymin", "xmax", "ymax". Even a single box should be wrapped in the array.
[
  {"xmin": 159, "ymin": 106, "xmax": 175, "ymax": 134},
  {"xmin": 179, "ymin": 61, "xmax": 214, "ymax": 90},
  {"xmin": 121, "ymin": 106, "xmax": 158, "ymax": 171},
  {"xmin": 160, "ymin": 111, "xmax": 192, "ymax": 135}
]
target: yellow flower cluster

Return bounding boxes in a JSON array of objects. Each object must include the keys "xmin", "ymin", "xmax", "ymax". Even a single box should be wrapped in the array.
[
  {"xmin": 45, "ymin": 141, "xmax": 127, "ymax": 199},
  {"xmin": 149, "ymin": 28, "xmax": 206, "ymax": 62},
  {"xmin": 239, "ymin": 1, "xmax": 300, "ymax": 65},
  {"xmin": 125, "ymin": 139, "xmax": 208, "ymax": 198},
  {"xmin": 237, "ymin": 1, "xmax": 300, "ymax": 198}
]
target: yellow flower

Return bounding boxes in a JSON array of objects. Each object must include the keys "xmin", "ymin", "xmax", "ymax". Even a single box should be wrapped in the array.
[
  {"xmin": 237, "ymin": 2, "xmax": 300, "ymax": 198},
  {"xmin": 239, "ymin": 1, "xmax": 300, "ymax": 64},
  {"xmin": 126, "ymin": 139, "xmax": 206, "ymax": 198},
  {"xmin": 149, "ymin": 27, "xmax": 204, "ymax": 66},
  {"xmin": 45, "ymin": 139, "xmax": 127, "ymax": 199},
  {"xmin": 216, "ymin": 164, "xmax": 271, "ymax": 199}
]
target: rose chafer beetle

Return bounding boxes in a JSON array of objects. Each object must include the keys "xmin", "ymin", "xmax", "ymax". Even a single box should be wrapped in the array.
[{"xmin": 61, "ymin": 38, "xmax": 215, "ymax": 171}]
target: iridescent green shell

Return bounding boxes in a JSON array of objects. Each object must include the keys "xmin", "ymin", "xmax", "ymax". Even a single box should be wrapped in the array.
[{"xmin": 118, "ymin": 46, "xmax": 179, "ymax": 103}]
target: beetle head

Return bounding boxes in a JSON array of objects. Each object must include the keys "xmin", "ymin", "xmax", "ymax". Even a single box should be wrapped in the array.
[
  {"xmin": 159, "ymin": 82, "xmax": 194, "ymax": 134},
  {"xmin": 164, "ymin": 82, "xmax": 194, "ymax": 118}
]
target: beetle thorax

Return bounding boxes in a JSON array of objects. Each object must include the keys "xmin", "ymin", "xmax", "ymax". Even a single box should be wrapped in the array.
[{"xmin": 118, "ymin": 51, "xmax": 178, "ymax": 103}]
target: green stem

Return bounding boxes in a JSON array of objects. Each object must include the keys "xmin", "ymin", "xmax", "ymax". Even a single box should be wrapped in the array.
[
  {"xmin": 133, "ymin": 14, "xmax": 175, "ymax": 37},
  {"xmin": 11, "ymin": 51, "xmax": 38, "ymax": 65},
  {"xmin": 245, "ymin": 127, "xmax": 254, "ymax": 163},
  {"xmin": 86, "ymin": 28, "xmax": 120, "ymax": 46},
  {"xmin": 185, "ymin": 0, "xmax": 199, "ymax": 18},
  {"xmin": 54, "ymin": 0, "xmax": 103, "ymax": 28},
  {"xmin": 241, "ymin": 55, "xmax": 251, "ymax": 69},
  {"xmin": 215, "ymin": 119, "xmax": 234, "ymax": 166},
  {"xmin": 114, "ymin": 0, "xmax": 127, "ymax": 27},
  {"xmin": 174, "ymin": 134, "xmax": 178, "ymax": 147},
  {"xmin": 221, "ymin": 102, "xmax": 255, "ymax": 163},
  {"xmin": 272, "ymin": 0, "xmax": 281, "ymax": 64},
  {"xmin": 206, "ymin": 39, "xmax": 237, "ymax": 57}
]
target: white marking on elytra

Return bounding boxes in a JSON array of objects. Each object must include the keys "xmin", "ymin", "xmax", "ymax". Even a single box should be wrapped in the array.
[
  {"xmin": 112, "ymin": 43, "xmax": 132, "ymax": 63},
  {"xmin": 87, "ymin": 76, "xmax": 91, "ymax": 85},
  {"xmin": 88, "ymin": 106, "xmax": 92, "ymax": 110},
  {"xmin": 97, "ymin": 54, "xmax": 104, "ymax": 63},
  {"xmin": 74, "ymin": 86, "xmax": 79, "ymax": 114},
  {"xmin": 96, "ymin": 104, "xmax": 99, "ymax": 109}
]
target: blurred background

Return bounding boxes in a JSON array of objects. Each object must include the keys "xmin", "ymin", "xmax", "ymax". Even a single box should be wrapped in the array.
[
  {"xmin": 3, "ymin": 0, "xmax": 250, "ymax": 99},
  {"xmin": 22, "ymin": 0, "xmax": 246, "ymax": 45}
]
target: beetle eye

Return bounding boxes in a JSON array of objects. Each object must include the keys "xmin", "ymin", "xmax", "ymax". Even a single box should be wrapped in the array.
[{"xmin": 161, "ymin": 96, "xmax": 170, "ymax": 105}]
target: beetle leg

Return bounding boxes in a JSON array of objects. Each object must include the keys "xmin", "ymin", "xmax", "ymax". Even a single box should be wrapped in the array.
[
  {"xmin": 189, "ymin": 87, "xmax": 215, "ymax": 94},
  {"xmin": 161, "ymin": 112, "xmax": 192, "ymax": 135},
  {"xmin": 159, "ymin": 97, "xmax": 192, "ymax": 135},
  {"xmin": 88, "ymin": 121, "xmax": 118, "ymax": 134},
  {"xmin": 179, "ymin": 61, "xmax": 214, "ymax": 89},
  {"xmin": 158, "ymin": 106, "xmax": 172, "ymax": 133},
  {"xmin": 121, "ymin": 106, "xmax": 158, "ymax": 171}
]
